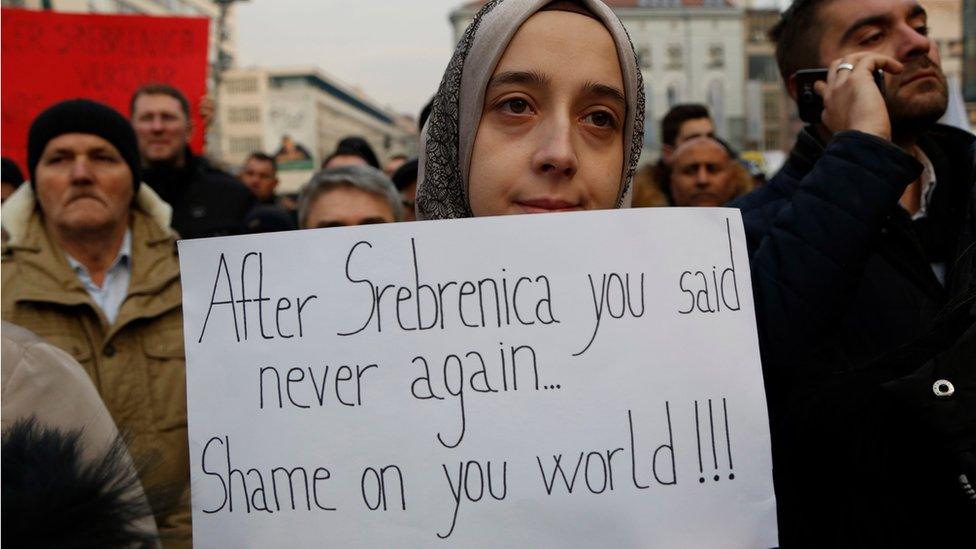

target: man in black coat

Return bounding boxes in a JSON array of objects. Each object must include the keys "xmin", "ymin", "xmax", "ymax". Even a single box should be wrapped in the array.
[
  {"xmin": 733, "ymin": 0, "xmax": 975, "ymax": 545},
  {"xmin": 130, "ymin": 84, "xmax": 254, "ymax": 239}
]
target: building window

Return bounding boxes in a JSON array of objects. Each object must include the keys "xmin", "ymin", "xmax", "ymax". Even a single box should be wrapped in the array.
[
  {"xmin": 707, "ymin": 80, "xmax": 725, "ymax": 135},
  {"xmin": 228, "ymin": 106, "xmax": 260, "ymax": 124},
  {"xmin": 639, "ymin": 0, "xmax": 682, "ymax": 7},
  {"xmin": 666, "ymin": 84, "xmax": 679, "ymax": 108},
  {"xmin": 762, "ymin": 89, "xmax": 780, "ymax": 117},
  {"xmin": 748, "ymin": 55, "xmax": 780, "ymax": 83},
  {"xmin": 225, "ymin": 77, "xmax": 259, "ymax": 94},
  {"xmin": 637, "ymin": 46, "xmax": 652, "ymax": 70},
  {"xmin": 748, "ymin": 12, "xmax": 778, "ymax": 44},
  {"xmin": 707, "ymin": 44, "xmax": 725, "ymax": 69},
  {"xmin": 229, "ymin": 136, "xmax": 262, "ymax": 154},
  {"xmin": 666, "ymin": 44, "xmax": 682, "ymax": 70}
]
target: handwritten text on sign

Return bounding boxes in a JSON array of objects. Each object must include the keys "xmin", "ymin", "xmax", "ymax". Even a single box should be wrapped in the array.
[{"xmin": 178, "ymin": 209, "xmax": 777, "ymax": 548}]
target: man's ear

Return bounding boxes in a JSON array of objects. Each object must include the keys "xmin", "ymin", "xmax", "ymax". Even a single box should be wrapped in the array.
[
  {"xmin": 661, "ymin": 144, "xmax": 674, "ymax": 163},
  {"xmin": 786, "ymin": 73, "xmax": 800, "ymax": 102}
]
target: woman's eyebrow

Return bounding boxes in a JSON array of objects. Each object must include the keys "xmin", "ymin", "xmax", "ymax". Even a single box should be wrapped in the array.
[
  {"xmin": 487, "ymin": 70, "xmax": 551, "ymax": 90},
  {"xmin": 581, "ymin": 81, "xmax": 626, "ymax": 108}
]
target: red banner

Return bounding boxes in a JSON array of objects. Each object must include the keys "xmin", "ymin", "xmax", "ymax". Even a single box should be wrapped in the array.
[{"xmin": 1, "ymin": 8, "xmax": 210, "ymax": 177}]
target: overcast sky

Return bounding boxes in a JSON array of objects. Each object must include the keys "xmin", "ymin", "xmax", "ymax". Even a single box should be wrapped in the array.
[
  {"xmin": 234, "ymin": 0, "xmax": 789, "ymax": 118},
  {"xmin": 235, "ymin": 0, "xmax": 464, "ymax": 119}
]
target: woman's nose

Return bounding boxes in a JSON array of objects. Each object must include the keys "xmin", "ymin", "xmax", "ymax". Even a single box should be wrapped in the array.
[{"xmin": 531, "ymin": 117, "xmax": 578, "ymax": 179}]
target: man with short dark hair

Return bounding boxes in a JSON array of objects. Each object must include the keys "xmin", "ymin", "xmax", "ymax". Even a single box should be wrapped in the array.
[
  {"xmin": 734, "ymin": 0, "xmax": 975, "ymax": 544},
  {"xmin": 130, "ymin": 83, "xmax": 254, "ymax": 239},
  {"xmin": 384, "ymin": 153, "xmax": 408, "ymax": 177},
  {"xmin": 660, "ymin": 103, "xmax": 714, "ymax": 160},
  {"xmin": 239, "ymin": 152, "xmax": 279, "ymax": 204}
]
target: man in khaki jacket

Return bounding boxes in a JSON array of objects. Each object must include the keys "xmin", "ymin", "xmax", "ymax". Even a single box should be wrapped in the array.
[{"xmin": 2, "ymin": 99, "xmax": 190, "ymax": 547}]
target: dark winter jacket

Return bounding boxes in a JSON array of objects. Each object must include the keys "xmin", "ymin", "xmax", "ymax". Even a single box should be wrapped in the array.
[
  {"xmin": 733, "ymin": 125, "xmax": 976, "ymax": 547},
  {"xmin": 143, "ymin": 149, "xmax": 255, "ymax": 240}
]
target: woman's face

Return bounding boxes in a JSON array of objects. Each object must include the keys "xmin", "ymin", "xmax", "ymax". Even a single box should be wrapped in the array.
[{"xmin": 468, "ymin": 10, "xmax": 625, "ymax": 216}]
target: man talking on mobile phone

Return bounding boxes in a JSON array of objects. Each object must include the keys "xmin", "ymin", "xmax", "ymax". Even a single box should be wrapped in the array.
[{"xmin": 733, "ymin": 0, "xmax": 976, "ymax": 546}]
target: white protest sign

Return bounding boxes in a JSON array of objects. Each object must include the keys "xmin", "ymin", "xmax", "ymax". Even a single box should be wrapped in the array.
[{"xmin": 178, "ymin": 208, "xmax": 778, "ymax": 548}]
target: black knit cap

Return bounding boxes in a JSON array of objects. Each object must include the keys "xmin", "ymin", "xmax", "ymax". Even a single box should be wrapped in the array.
[
  {"xmin": 391, "ymin": 158, "xmax": 419, "ymax": 191},
  {"xmin": 1, "ymin": 157, "xmax": 25, "ymax": 187},
  {"xmin": 27, "ymin": 99, "xmax": 141, "ymax": 192}
]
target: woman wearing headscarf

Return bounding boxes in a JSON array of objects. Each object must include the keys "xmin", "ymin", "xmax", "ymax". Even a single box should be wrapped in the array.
[{"xmin": 416, "ymin": 0, "xmax": 644, "ymax": 220}]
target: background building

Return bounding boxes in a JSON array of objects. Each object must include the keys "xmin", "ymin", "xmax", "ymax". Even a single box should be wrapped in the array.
[
  {"xmin": 218, "ymin": 66, "xmax": 416, "ymax": 193},
  {"xmin": 964, "ymin": 0, "xmax": 976, "ymax": 124},
  {"xmin": 743, "ymin": 7, "xmax": 796, "ymax": 152}
]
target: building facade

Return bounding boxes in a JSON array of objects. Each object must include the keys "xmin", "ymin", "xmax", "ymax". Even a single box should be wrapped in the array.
[
  {"xmin": 743, "ymin": 7, "xmax": 797, "ymax": 153},
  {"xmin": 217, "ymin": 66, "xmax": 416, "ymax": 192},
  {"xmin": 964, "ymin": 0, "xmax": 976, "ymax": 124},
  {"xmin": 450, "ymin": 0, "xmax": 747, "ymax": 158}
]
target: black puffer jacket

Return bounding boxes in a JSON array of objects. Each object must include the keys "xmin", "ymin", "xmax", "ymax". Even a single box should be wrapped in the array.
[
  {"xmin": 143, "ymin": 149, "xmax": 255, "ymax": 239},
  {"xmin": 733, "ymin": 125, "xmax": 976, "ymax": 547}
]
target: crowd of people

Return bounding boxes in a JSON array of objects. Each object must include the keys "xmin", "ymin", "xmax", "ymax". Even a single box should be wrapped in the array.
[{"xmin": 1, "ymin": 0, "xmax": 973, "ymax": 547}]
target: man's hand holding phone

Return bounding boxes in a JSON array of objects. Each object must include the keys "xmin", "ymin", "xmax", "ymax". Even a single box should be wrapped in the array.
[{"xmin": 811, "ymin": 53, "xmax": 904, "ymax": 141}]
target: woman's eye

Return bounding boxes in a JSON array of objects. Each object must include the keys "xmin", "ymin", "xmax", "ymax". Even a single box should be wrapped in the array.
[
  {"xmin": 585, "ymin": 111, "xmax": 615, "ymax": 128},
  {"xmin": 503, "ymin": 98, "xmax": 530, "ymax": 114}
]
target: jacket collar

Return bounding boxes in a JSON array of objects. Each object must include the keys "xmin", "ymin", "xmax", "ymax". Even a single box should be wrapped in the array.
[
  {"xmin": 2, "ymin": 186, "xmax": 181, "ymax": 335},
  {"xmin": 784, "ymin": 123, "xmax": 976, "ymax": 185},
  {"xmin": 784, "ymin": 125, "xmax": 828, "ymax": 177}
]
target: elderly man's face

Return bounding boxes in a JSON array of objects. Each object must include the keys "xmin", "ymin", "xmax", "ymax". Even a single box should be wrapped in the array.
[
  {"xmin": 669, "ymin": 138, "xmax": 736, "ymax": 207},
  {"xmin": 304, "ymin": 185, "xmax": 396, "ymax": 228},
  {"xmin": 131, "ymin": 93, "xmax": 192, "ymax": 165},
  {"xmin": 35, "ymin": 133, "xmax": 133, "ymax": 234}
]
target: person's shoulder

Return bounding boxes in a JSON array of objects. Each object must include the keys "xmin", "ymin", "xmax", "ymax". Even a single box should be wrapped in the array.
[
  {"xmin": 730, "ymin": 168, "xmax": 802, "ymax": 244},
  {"xmin": 196, "ymin": 157, "xmax": 238, "ymax": 184},
  {"xmin": 190, "ymin": 155, "xmax": 255, "ymax": 202},
  {"xmin": 924, "ymin": 123, "xmax": 976, "ymax": 145},
  {"xmin": 733, "ymin": 167, "xmax": 797, "ymax": 213},
  {"xmin": 202, "ymin": 163, "xmax": 253, "ymax": 194},
  {"xmin": 921, "ymin": 124, "xmax": 976, "ymax": 161}
]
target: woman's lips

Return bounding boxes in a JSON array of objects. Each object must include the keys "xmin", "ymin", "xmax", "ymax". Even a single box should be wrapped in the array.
[{"xmin": 515, "ymin": 198, "xmax": 581, "ymax": 213}]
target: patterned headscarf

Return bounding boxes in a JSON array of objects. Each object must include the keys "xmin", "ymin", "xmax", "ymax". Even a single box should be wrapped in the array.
[{"xmin": 416, "ymin": 0, "xmax": 645, "ymax": 220}]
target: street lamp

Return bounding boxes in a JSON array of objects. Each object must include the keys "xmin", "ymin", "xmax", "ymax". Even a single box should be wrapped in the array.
[{"xmin": 208, "ymin": 0, "xmax": 250, "ymax": 161}]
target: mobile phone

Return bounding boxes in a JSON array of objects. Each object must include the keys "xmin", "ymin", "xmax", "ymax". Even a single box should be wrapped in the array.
[{"xmin": 793, "ymin": 68, "xmax": 886, "ymax": 124}]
